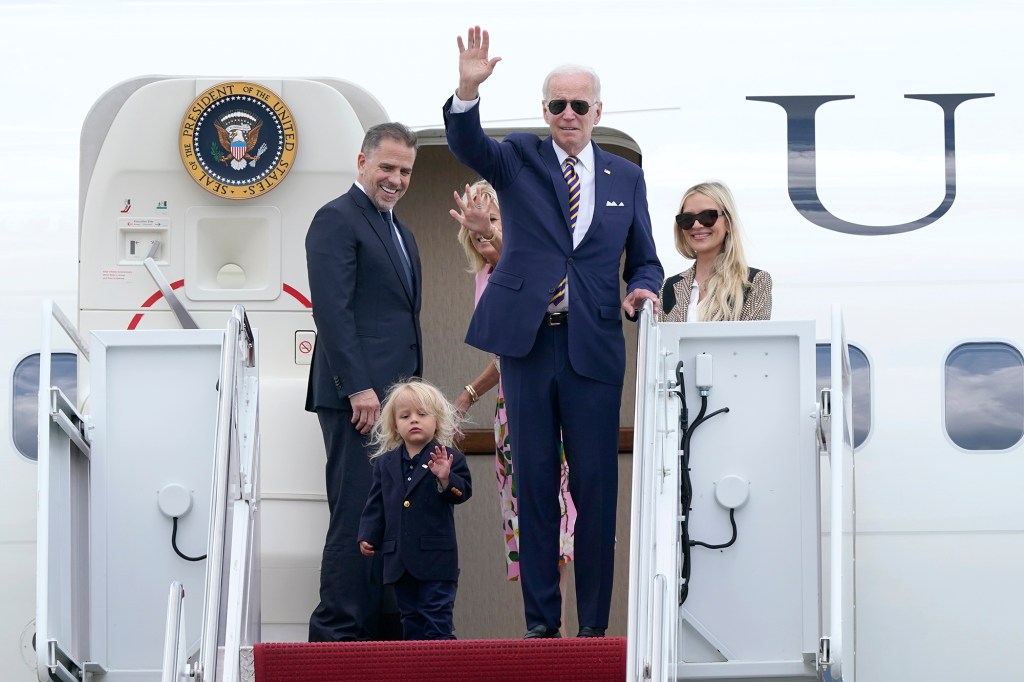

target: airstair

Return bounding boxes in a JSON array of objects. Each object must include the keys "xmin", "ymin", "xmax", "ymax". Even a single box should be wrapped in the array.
[
  {"xmin": 626, "ymin": 304, "xmax": 856, "ymax": 682},
  {"xmin": 36, "ymin": 302, "xmax": 854, "ymax": 681},
  {"xmin": 37, "ymin": 302, "xmax": 259, "ymax": 681}
]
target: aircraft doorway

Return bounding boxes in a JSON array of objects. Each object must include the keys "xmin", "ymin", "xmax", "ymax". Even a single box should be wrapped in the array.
[{"xmin": 403, "ymin": 126, "xmax": 643, "ymax": 637}]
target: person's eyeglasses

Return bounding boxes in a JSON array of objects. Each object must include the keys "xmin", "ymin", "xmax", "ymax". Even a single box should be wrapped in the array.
[
  {"xmin": 547, "ymin": 99, "xmax": 594, "ymax": 116},
  {"xmin": 676, "ymin": 209, "xmax": 725, "ymax": 231}
]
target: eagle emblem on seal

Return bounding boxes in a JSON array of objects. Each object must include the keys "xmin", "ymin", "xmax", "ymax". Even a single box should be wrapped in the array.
[{"xmin": 213, "ymin": 111, "xmax": 269, "ymax": 170}]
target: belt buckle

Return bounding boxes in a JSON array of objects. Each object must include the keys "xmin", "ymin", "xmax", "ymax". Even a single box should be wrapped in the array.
[{"xmin": 546, "ymin": 312, "xmax": 567, "ymax": 327}]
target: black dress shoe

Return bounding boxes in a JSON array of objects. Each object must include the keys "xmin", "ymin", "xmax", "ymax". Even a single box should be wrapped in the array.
[
  {"xmin": 523, "ymin": 625, "xmax": 561, "ymax": 639},
  {"xmin": 577, "ymin": 626, "xmax": 606, "ymax": 638}
]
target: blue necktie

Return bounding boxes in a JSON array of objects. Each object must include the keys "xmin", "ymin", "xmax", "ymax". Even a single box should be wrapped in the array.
[
  {"xmin": 550, "ymin": 156, "xmax": 579, "ymax": 306},
  {"xmin": 381, "ymin": 211, "xmax": 414, "ymax": 296}
]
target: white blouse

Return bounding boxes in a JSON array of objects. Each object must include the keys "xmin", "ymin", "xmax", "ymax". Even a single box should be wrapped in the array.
[{"xmin": 687, "ymin": 277, "xmax": 700, "ymax": 322}]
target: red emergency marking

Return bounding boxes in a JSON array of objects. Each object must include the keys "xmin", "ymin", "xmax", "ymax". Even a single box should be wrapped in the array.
[
  {"xmin": 128, "ymin": 279, "xmax": 186, "ymax": 329},
  {"xmin": 282, "ymin": 283, "xmax": 312, "ymax": 308},
  {"xmin": 127, "ymin": 281, "xmax": 313, "ymax": 329}
]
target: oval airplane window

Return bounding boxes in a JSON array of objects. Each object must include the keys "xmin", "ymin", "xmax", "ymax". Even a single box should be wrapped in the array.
[
  {"xmin": 11, "ymin": 353, "xmax": 78, "ymax": 461},
  {"xmin": 815, "ymin": 343, "xmax": 871, "ymax": 448},
  {"xmin": 945, "ymin": 343, "xmax": 1024, "ymax": 451}
]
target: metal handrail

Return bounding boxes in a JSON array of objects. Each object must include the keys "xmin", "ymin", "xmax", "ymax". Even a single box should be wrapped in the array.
[
  {"xmin": 50, "ymin": 301, "xmax": 90, "ymax": 361},
  {"xmin": 196, "ymin": 305, "xmax": 253, "ymax": 681},
  {"xmin": 626, "ymin": 301, "xmax": 656, "ymax": 681},
  {"xmin": 160, "ymin": 582, "xmax": 186, "ymax": 682},
  {"xmin": 142, "ymin": 240, "xmax": 198, "ymax": 330},
  {"xmin": 828, "ymin": 304, "xmax": 855, "ymax": 681},
  {"xmin": 37, "ymin": 299, "xmax": 91, "ymax": 682}
]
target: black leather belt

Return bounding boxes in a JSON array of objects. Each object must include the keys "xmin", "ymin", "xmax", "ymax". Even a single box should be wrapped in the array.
[{"xmin": 544, "ymin": 311, "xmax": 568, "ymax": 326}]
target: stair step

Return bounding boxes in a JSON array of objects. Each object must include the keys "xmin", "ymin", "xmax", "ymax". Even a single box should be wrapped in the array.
[{"xmin": 254, "ymin": 638, "xmax": 626, "ymax": 681}]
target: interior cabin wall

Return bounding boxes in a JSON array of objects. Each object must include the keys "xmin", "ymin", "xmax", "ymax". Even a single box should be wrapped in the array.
[
  {"xmin": 393, "ymin": 140, "xmax": 643, "ymax": 636},
  {"xmin": 451, "ymin": 456, "xmax": 635, "ymax": 637}
]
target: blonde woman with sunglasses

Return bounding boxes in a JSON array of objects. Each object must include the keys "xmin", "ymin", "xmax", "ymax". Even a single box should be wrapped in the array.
[{"xmin": 658, "ymin": 181, "xmax": 772, "ymax": 322}]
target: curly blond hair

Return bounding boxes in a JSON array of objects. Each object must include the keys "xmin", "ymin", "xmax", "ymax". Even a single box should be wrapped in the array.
[{"xmin": 368, "ymin": 379, "xmax": 459, "ymax": 458}]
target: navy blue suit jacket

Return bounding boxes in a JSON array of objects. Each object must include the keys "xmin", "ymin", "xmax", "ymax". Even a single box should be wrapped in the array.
[
  {"xmin": 357, "ymin": 441, "xmax": 472, "ymax": 584},
  {"xmin": 305, "ymin": 185, "xmax": 422, "ymax": 411},
  {"xmin": 443, "ymin": 97, "xmax": 663, "ymax": 386}
]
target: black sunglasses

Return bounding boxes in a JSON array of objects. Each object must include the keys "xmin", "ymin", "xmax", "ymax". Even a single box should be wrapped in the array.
[
  {"xmin": 547, "ymin": 99, "xmax": 594, "ymax": 116},
  {"xmin": 676, "ymin": 209, "xmax": 725, "ymax": 230}
]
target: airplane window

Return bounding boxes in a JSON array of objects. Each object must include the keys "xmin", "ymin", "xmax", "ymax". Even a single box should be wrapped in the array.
[
  {"xmin": 944, "ymin": 343, "xmax": 1024, "ymax": 451},
  {"xmin": 11, "ymin": 353, "xmax": 78, "ymax": 461},
  {"xmin": 815, "ymin": 344, "xmax": 871, "ymax": 448}
]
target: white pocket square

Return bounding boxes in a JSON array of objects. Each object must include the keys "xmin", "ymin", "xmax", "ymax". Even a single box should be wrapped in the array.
[{"xmin": 606, "ymin": 200, "xmax": 625, "ymax": 207}]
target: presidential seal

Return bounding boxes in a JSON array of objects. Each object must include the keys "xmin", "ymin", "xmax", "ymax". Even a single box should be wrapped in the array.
[{"xmin": 180, "ymin": 81, "xmax": 297, "ymax": 199}]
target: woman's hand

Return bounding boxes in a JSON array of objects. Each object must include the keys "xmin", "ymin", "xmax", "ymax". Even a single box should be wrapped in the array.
[{"xmin": 450, "ymin": 185, "xmax": 497, "ymax": 239}]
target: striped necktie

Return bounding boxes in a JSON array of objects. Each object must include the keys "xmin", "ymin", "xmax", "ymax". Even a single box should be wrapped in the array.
[{"xmin": 550, "ymin": 155, "xmax": 579, "ymax": 306}]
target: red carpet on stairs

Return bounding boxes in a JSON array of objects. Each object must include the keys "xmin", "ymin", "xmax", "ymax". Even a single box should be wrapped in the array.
[{"xmin": 253, "ymin": 638, "xmax": 627, "ymax": 681}]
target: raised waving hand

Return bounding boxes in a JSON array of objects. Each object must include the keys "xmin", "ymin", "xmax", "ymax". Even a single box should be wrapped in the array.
[{"xmin": 456, "ymin": 25, "xmax": 502, "ymax": 101}]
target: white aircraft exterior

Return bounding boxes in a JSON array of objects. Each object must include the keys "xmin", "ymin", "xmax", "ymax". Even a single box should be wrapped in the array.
[{"xmin": 2, "ymin": 1, "xmax": 1022, "ymax": 680}]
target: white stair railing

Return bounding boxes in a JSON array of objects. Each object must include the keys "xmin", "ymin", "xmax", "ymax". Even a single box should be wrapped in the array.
[
  {"xmin": 161, "ymin": 582, "xmax": 189, "ymax": 682},
  {"xmin": 36, "ymin": 299, "xmax": 96, "ymax": 682},
  {"xmin": 192, "ymin": 305, "xmax": 260, "ymax": 682}
]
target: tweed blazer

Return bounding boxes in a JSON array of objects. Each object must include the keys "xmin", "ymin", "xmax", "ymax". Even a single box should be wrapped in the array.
[{"xmin": 658, "ymin": 266, "xmax": 772, "ymax": 323}]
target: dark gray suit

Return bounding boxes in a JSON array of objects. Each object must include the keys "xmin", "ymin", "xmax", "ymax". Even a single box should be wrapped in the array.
[{"xmin": 305, "ymin": 183, "xmax": 422, "ymax": 641}]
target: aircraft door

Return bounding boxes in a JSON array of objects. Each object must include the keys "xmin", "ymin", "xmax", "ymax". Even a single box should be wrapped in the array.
[{"xmin": 76, "ymin": 76, "xmax": 386, "ymax": 644}]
